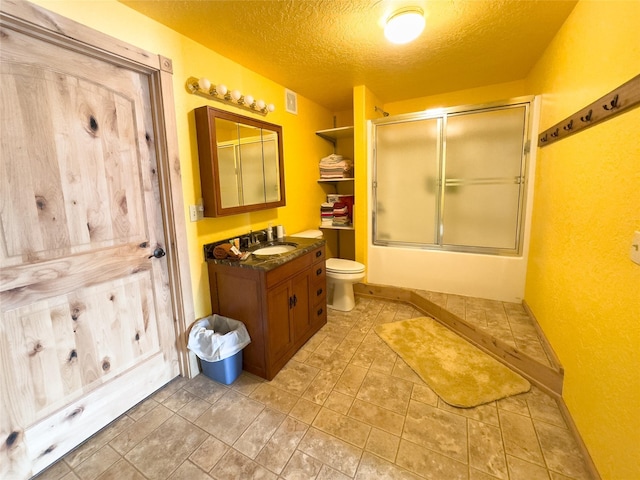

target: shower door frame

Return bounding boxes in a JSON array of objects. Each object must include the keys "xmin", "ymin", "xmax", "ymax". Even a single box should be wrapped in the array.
[{"xmin": 372, "ymin": 96, "xmax": 534, "ymax": 256}]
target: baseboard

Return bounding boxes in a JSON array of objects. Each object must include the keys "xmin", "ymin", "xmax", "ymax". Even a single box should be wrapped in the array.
[
  {"xmin": 354, "ymin": 282, "xmax": 564, "ymax": 396},
  {"xmin": 522, "ymin": 300, "xmax": 564, "ymax": 375}
]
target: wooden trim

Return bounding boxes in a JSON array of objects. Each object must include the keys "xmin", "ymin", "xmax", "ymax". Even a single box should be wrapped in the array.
[
  {"xmin": 354, "ymin": 283, "xmax": 564, "ymax": 396},
  {"xmin": 557, "ymin": 397, "xmax": 602, "ymax": 480},
  {"xmin": 154, "ymin": 61, "xmax": 197, "ymax": 378},
  {"xmin": 538, "ymin": 74, "xmax": 640, "ymax": 147},
  {"xmin": 0, "ymin": 0, "xmax": 159, "ymax": 71}
]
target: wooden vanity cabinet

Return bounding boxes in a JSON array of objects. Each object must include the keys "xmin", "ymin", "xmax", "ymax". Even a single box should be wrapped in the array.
[{"xmin": 207, "ymin": 245, "xmax": 327, "ymax": 380}]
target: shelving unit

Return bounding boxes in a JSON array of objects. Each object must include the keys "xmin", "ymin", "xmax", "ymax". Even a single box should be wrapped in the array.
[{"xmin": 316, "ymin": 126, "xmax": 356, "ymax": 257}]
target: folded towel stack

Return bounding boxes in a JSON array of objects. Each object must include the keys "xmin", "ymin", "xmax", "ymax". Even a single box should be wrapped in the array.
[
  {"xmin": 332, "ymin": 202, "xmax": 350, "ymax": 227},
  {"xmin": 319, "ymin": 154, "xmax": 353, "ymax": 179},
  {"xmin": 320, "ymin": 202, "xmax": 334, "ymax": 227}
]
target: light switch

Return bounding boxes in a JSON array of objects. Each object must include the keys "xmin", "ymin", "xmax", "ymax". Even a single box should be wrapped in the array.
[{"xmin": 631, "ymin": 231, "xmax": 640, "ymax": 265}]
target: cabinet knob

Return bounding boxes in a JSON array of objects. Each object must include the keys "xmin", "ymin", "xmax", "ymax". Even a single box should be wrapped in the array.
[
  {"xmin": 316, "ymin": 288, "xmax": 323, "ymax": 296},
  {"xmin": 316, "ymin": 268, "xmax": 322, "ymax": 276},
  {"xmin": 317, "ymin": 308, "xmax": 323, "ymax": 316},
  {"xmin": 316, "ymin": 250, "xmax": 322, "ymax": 258}
]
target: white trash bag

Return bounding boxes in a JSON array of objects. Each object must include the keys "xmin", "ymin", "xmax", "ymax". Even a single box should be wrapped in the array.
[{"xmin": 187, "ymin": 314, "xmax": 251, "ymax": 362}]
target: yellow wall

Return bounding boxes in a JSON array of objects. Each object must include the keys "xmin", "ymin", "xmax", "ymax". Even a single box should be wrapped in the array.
[
  {"xmin": 385, "ymin": 79, "xmax": 527, "ymax": 115},
  {"xmin": 524, "ymin": 1, "xmax": 640, "ymax": 478},
  {"xmin": 31, "ymin": 0, "xmax": 333, "ymax": 318}
]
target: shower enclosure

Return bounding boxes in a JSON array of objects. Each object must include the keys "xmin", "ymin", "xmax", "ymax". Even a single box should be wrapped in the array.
[{"xmin": 368, "ymin": 97, "xmax": 537, "ymax": 301}]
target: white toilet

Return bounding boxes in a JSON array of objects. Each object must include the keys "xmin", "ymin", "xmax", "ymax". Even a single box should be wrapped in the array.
[{"xmin": 291, "ymin": 230, "xmax": 365, "ymax": 312}]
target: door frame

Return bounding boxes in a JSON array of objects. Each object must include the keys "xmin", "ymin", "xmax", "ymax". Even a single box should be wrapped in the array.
[{"xmin": 0, "ymin": 0, "xmax": 196, "ymax": 378}]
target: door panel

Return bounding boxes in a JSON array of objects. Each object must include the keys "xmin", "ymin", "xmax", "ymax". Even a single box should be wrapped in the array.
[
  {"xmin": 0, "ymin": 17, "xmax": 178, "ymax": 477},
  {"xmin": 267, "ymin": 282, "xmax": 293, "ymax": 362}
]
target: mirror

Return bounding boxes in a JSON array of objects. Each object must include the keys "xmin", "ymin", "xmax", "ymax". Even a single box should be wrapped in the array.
[{"xmin": 194, "ymin": 106, "xmax": 285, "ymax": 217}]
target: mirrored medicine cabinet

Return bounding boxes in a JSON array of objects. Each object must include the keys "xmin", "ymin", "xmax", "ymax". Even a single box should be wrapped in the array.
[{"xmin": 194, "ymin": 106, "xmax": 285, "ymax": 217}]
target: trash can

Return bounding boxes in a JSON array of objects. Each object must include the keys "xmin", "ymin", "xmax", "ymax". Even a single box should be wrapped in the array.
[{"xmin": 187, "ymin": 314, "xmax": 251, "ymax": 385}]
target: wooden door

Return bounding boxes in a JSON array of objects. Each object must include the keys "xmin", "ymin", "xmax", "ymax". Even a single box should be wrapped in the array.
[{"xmin": 0, "ymin": 9, "xmax": 180, "ymax": 478}]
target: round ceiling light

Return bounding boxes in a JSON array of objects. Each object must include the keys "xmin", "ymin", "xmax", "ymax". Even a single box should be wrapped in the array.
[{"xmin": 384, "ymin": 7, "xmax": 425, "ymax": 44}]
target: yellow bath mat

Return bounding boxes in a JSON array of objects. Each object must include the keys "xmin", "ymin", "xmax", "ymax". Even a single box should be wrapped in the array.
[{"xmin": 375, "ymin": 317, "xmax": 530, "ymax": 408}]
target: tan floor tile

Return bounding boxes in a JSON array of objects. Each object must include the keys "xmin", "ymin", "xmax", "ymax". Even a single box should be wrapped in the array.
[
  {"xmin": 166, "ymin": 460, "xmax": 212, "ymax": 480},
  {"xmin": 316, "ymin": 464, "xmax": 353, "ymax": 480},
  {"xmin": 125, "ymin": 415, "xmax": 208, "ymax": 480},
  {"xmin": 229, "ymin": 372, "xmax": 265, "ymax": 397},
  {"xmin": 152, "ymin": 377, "xmax": 188, "ymax": 403},
  {"xmin": 289, "ymin": 398, "xmax": 322, "ymax": 424},
  {"xmin": 196, "ymin": 390, "xmax": 264, "ymax": 444},
  {"xmin": 211, "ymin": 449, "xmax": 277, "ymax": 480},
  {"xmin": 411, "ymin": 383, "xmax": 439, "ymax": 407},
  {"xmin": 334, "ymin": 364, "xmax": 368, "ymax": 396},
  {"xmin": 365, "ymin": 428, "xmax": 400, "ymax": 463},
  {"xmin": 355, "ymin": 450, "xmax": 423, "ymax": 480},
  {"xmin": 312, "ymin": 407, "xmax": 371, "ymax": 448},
  {"xmin": 391, "ymin": 358, "xmax": 425, "ymax": 385},
  {"xmin": 250, "ymin": 383, "xmax": 299, "ymax": 414},
  {"xmin": 356, "ymin": 370, "xmax": 413, "ymax": 415},
  {"xmin": 304, "ymin": 350, "xmax": 348, "ymax": 374},
  {"xmin": 496, "ymin": 393, "xmax": 530, "ymax": 416},
  {"xmin": 35, "ymin": 458, "xmax": 71, "ymax": 480},
  {"xmin": 74, "ymin": 445, "xmax": 120, "ymax": 480},
  {"xmin": 526, "ymin": 387, "xmax": 566, "ymax": 428},
  {"xmin": 534, "ymin": 420, "xmax": 591, "ymax": 480},
  {"xmin": 468, "ymin": 419, "xmax": 508, "ymax": 479},
  {"xmin": 324, "ymin": 391, "xmax": 355, "ymax": 415},
  {"xmin": 397, "ymin": 438, "xmax": 468, "ymax": 480},
  {"xmin": 189, "ymin": 436, "xmax": 228, "ymax": 473},
  {"xmin": 348, "ymin": 398, "xmax": 405, "ymax": 436},
  {"xmin": 234, "ymin": 408, "xmax": 286, "ymax": 459},
  {"xmin": 470, "ymin": 468, "xmax": 503, "ymax": 480},
  {"xmin": 60, "ymin": 473, "xmax": 80, "ymax": 480},
  {"xmin": 281, "ymin": 450, "xmax": 323, "ymax": 479},
  {"xmin": 402, "ymin": 400, "xmax": 468, "ymax": 463},
  {"xmin": 181, "ymin": 375, "xmax": 229, "ymax": 403},
  {"xmin": 176, "ymin": 397, "xmax": 211, "ymax": 423},
  {"xmin": 64, "ymin": 415, "xmax": 134, "ymax": 467},
  {"xmin": 95, "ymin": 459, "xmax": 145, "ymax": 480},
  {"xmin": 438, "ymin": 397, "xmax": 500, "ymax": 427},
  {"xmin": 506, "ymin": 455, "xmax": 551, "ymax": 480},
  {"xmin": 109, "ymin": 404, "xmax": 174, "ymax": 455},
  {"xmin": 255, "ymin": 416, "xmax": 309, "ymax": 474},
  {"xmin": 126, "ymin": 398, "xmax": 160, "ymax": 421},
  {"xmin": 302, "ymin": 370, "xmax": 341, "ymax": 405},
  {"xmin": 499, "ymin": 410, "xmax": 545, "ymax": 466},
  {"xmin": 297, "ymin": 427, "xmax": 362, "ymax": 477},
  {"xmin": 162, "ymin": 388, "xmax": 200, "ymax": 412},
  {"xmin": 269, "ymin": 360, "xmax": 320, "ymax": 396}
]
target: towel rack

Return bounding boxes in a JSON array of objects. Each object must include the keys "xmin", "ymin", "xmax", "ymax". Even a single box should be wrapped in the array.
[{"xmin": 538, "ymin": 74, "xmax": 640, "ymax": 147}]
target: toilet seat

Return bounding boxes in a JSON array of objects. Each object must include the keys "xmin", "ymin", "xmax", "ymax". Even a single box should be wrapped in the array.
[{"xmin": 326, "ymin": 258, "xmax": 365, "ymax": 274}]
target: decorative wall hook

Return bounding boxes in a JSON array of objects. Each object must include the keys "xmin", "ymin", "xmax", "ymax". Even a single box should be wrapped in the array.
[
  {"xmin": 580, "ymin": 109, "xmax": 593, "ymax": 122},
  {"xmin": 186, "ymin": 76, "xmax": 275, "ymax": 116},
  {"xmin": 537, "ymin": 74, "xmax": 639, "ymax": 148},
  {"xmin": 603, "ymin": 94, "xmax": 619, "ymax": 111}
]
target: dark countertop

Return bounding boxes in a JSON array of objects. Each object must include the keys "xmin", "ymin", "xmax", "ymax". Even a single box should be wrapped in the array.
[{"xmin": 204, "ymin": 236, "xmax": 325, "ymax": 272}]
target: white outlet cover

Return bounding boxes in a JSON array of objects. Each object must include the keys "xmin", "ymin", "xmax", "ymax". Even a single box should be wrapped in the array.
[{"xmin": 189, "ymin": 205, "xmax": 198, "ymax": 222}]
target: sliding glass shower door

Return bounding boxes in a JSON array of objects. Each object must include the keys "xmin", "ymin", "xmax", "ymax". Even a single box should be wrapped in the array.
[{"xmin": 373, "ymin": 99, "xmax": 531, "ymax": 255}]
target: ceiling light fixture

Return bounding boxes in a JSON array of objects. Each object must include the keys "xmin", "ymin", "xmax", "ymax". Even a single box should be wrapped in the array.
[{"xmin": 384, "ymin": 7, "xmax": 425, "ymax": 45}]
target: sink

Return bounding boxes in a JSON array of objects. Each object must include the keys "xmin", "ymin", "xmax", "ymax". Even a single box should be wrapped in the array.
[{"xmin": 252, "ymin": 242, "xmax": 298, "ymax": 256}]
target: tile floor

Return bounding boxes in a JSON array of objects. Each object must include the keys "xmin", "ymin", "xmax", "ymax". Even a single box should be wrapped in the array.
[{"xmin": 36, "ymin": 295, "xmax": 591, "ymax": 480}]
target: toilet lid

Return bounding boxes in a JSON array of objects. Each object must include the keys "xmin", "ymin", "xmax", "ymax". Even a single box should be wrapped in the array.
[{"xmin": 326, "ymin": 258, "xmax": 365, "ymax": 274}]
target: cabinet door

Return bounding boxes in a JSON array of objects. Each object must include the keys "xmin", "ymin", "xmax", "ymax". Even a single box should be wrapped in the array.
[
  {"xmin": 266, "ymin": 282, "xmax": 294, "ymax": 363},
  {"xmin": 291, "ymin": 270, "xmax": 311, "ymax": 340}
]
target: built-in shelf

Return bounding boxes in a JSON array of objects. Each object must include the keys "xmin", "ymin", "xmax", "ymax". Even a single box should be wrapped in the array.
[
  {"xmin": 316, "ymin": 126, "xmax": 354, "ymax": 145},
  {"xmin": 317, "ymin": 178, "xmax": 354, "ymax": 183},
  {"xmin": 319, "ymin": 225, "xmax": 354, "ymax": 231}
]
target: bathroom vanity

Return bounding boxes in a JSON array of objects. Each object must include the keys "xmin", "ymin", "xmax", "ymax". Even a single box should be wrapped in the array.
[{"xmin": 205, "ymin": 237, "xmax": 326, "ymax": 380}]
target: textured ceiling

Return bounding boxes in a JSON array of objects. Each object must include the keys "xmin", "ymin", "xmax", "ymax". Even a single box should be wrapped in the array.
[{"xmin": 119, "ymin": 0, "xmax": 577, "ymax": 111}]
